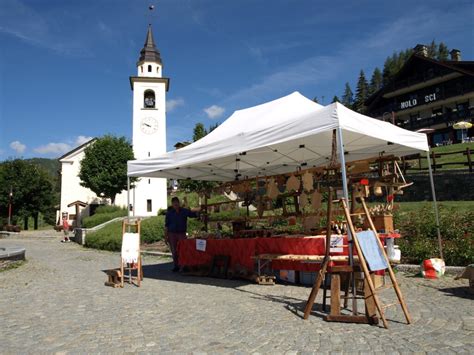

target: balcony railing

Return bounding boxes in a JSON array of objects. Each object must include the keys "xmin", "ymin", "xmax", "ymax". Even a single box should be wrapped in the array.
[{"xmin": 396, "ymin": 107, "xmax": 474, "ymax": 130}]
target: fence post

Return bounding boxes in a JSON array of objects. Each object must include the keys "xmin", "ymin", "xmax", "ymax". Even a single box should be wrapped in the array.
[
  {"xmin": 467, "ymin": 147, "xmax": 472, "ymax": 173},
  {"xmin": 431, "ymin": 151, "xmax": 437, "ymax": 173}
]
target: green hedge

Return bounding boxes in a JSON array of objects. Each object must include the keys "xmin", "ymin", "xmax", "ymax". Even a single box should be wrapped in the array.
[
  {"xmin": 85, "ymin": 215, "xmax": 204, "ymax": 251},
  {"xmin": 82, "ymin": 206, "xmax": 127, "ymax": 228},
  {"xmin": 395, "ymin": 205, "xmax": 473, "ymax": 266}
]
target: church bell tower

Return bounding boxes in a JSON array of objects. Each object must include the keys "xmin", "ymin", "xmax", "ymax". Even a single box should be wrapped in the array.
[{"xmin": 130, "ymin": 25, "xmax": 169, "ymax": 216}]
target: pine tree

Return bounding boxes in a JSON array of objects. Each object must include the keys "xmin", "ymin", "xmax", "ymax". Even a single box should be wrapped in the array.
[
  {"xmin": 369, "ymin": 67, "xmax": 383, "ymax": 95},
  {"xmin": 193, "ymin": 123, "xmax": 207, "ymax": 142},
  {"xmin": 341, "ymin": 83, "xmax": 354, "ymax": 108},
  {"xmin": 354, "ymin": 70, "xmax": 369, "ymax": 112},
  {"xmin": 438, "ymin": 42, "xmax": 449, "ymax": 60},
  {"xmin": 427, "ymin": 40, "xmax": 437, "ymax": 58},
  {"xmin": 331, "ymin": 95, "xmax": 339, "ymax": 103},
  {"xmin": 208, "ymin": 123, "xmax": 219, "ymax": 133},
  {"xmin": 382, "ymin": 55, "xmax": 394, "ymax": 86}
]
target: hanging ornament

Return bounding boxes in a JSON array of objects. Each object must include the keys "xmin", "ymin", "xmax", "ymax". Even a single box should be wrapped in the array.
[
  {"xmin": 300, "ymin": 192, "xmax": 309, "ymax": 209},
  {"xmin": 266, "ymin": 178, "xmax": 279, "ymax": 199},
  {"xmin": 311, "ymin": 190, "xmax": 322, "ymax": 210},
  {"xmin": 286, "ymin": 174, "xmax": 300, "ymax": 192},
  {"xmin": 302, "ymin": 171, "xmax": 314, "ymax": 192},
  {"xmin": 374, "ymin": 182, "xmax": 383, "ymax": 196}
]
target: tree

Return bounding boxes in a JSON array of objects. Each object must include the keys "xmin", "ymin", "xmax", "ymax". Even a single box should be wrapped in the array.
[
  {"xmin": 354, "ymin": 70, "xmax": 369, "ymax": 112},
  {"xmin": 208, "ymin": 122, "xmax": 219, "ymax": 133},
  {"xmin": 369, "ymin": 67, "xmax": 383, "ymax": 95},
  {"xmin": 438, "ymin": 42, "xmax": 449, "ymax": 60},
  {"xmin": 79, "ymin": 135, "xmax": 135, "ymax": 205},
  {"xmin": 0, "ymin": 159, "xmax": 54, "ymax": 229},
  {"xmin": 341, "ymin": 82, "xmax": 354, "ymax": 108},
  {"xmin": 427, "ymin": 40, "xmax": 437, "ymax": 58},
  {"xmin": 331, "ymin": 95, "xmax": 340, "ymax": 103},
  {"xmin": 193, "ymin": 123, "xmax": 207, "ymax": 142}
]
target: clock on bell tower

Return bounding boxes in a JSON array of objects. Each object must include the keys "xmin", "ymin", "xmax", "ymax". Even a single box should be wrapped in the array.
[{"xmin": 130, "ymin": 24, "xmax": 169, "ymax": 216}]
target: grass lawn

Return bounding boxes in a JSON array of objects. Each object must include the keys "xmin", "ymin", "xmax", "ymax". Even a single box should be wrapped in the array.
[
  {"xmin": 406, "ymin": 142, "xmax": 474, "ymax": 171},
  {"xmin": 396, "ymin": 200, "xmax": 474, "ymax": 213}
]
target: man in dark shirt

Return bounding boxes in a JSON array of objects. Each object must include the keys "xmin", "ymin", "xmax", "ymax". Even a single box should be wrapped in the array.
[{"xmin": 165, "ymin": 197, "xmax": 199, "ymax": 272}]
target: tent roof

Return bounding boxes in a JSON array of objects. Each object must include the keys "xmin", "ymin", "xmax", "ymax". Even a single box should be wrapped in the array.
[{"xmin": 128, "ymin": 92, "xmax": 429, "ymax": 181}]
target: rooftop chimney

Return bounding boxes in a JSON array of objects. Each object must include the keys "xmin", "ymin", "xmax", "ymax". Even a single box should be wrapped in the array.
[
  {"xmin": 450, "ymin": 49, "xmax": 461, "ymax": 61},
  {"xmin": 414, "ymin": 44, "xmax": 428, "ymax": 57}
]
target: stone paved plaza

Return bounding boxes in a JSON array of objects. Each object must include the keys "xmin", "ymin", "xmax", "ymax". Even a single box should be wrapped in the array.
[{"xmin": 1, "ymin": 232, "xmax": 473, "ymax": 354}]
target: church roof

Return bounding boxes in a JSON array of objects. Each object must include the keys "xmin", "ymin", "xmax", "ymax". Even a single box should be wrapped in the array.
[
  {"xmin": 58, "ymin": 138, "xmax": 97, "ymax": 161},
  {"xmin": 137, "ymin": 25, "xmax": 162, "ymax": 65}
]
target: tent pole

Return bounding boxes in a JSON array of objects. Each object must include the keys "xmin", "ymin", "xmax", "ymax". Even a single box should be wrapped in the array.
[
  {"xmin": 336, "ymin": 127, "xmax": 357, "ymax": 315},
  {"xmin": 127, "ymin": 177, "xmax": 130, "ymax": 222},
  {"xmin": 426, "ymin": 150, "xmax": 444, "ymax": 260}
]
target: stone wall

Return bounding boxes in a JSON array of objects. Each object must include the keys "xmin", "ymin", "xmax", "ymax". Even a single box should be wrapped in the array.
[{"xmin": 397, "ymin": 171, "xmax": 474, "ymax": 201}]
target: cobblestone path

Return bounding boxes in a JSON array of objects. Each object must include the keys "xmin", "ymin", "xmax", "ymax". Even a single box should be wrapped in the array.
[{"xmin": 1, "ymin": 234, "xmax": 473, "ymax": 353}]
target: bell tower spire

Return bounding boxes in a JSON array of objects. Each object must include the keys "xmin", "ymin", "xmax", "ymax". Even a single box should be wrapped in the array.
[
  {"xmin": 138, "ymin": 24, "xmax": 162, "ymax": 65},
  {"xmin": 129, "ymin": 22, "xmax": 170, "ymax": 216},
  {"xmin": 136, "ymin": 25, "xmax": 163, "ymax": 78}
]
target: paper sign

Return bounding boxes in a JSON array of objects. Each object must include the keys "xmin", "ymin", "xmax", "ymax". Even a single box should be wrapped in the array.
[
  {"xmin": 196, "ymin": 239, "xmax": 207, "ymax": 252},
  {"xmin": 330, "ymin": 235, "xmax": 344, "ymax": 253}
]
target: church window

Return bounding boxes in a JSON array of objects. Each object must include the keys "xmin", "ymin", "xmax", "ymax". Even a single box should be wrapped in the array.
[
  {"xmin": 140, "ymin": 66, "xmax": 143, "ymax": 73},
  {"xmin": 147, "ymin": 199, "xmax": 152, "ymax": 212},
  {"xmin": 148, "ymin": 65, "xmax": 152, "ymax": 72},
  {"xmin": 144, "ymin": 90, "xmax": 155, "ymax": 108},
  {"xmin": 156, "ymin": 66, "xmax": 159, "ymax": 74}
]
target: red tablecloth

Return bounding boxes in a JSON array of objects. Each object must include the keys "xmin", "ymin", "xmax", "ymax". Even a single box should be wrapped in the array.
[{"xmin": 178, "ymin": 233, "xmax": 399, "ymax": 272}]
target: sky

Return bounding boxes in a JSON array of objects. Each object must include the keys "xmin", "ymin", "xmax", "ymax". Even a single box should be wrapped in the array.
[{"xmin": 0, "ymin": 0, "xmax": 473, "ymax": 159}]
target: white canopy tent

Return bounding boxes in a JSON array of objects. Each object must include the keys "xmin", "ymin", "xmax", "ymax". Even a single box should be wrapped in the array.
[{"xmin": 127, "ymin": 91, "xmax": 443, "ymax": 258}]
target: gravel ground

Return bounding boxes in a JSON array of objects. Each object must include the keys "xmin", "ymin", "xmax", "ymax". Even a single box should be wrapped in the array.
[{"xmin": 1, "ymin": 232, "xmax": 473, "ymax": 354}]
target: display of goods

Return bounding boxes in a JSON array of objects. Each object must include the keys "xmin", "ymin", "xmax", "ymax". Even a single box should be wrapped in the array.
[{"xmin": 303, "ymin": 215, "xmax": 319, "ymax": 233}]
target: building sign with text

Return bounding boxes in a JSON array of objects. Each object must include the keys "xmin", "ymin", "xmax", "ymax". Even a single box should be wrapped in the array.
[{"xmin": 400, "ymin": 92, "xmax": 438, "ymax": 110}]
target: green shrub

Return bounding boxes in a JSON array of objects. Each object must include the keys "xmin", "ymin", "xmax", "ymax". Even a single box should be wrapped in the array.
[
  {"xmin": 85, "ymin": 215, "xmax": 204, "ymax": 251},
  {"xmin": 82, "ymin": 208, "xmax": 127, "ymax": 228},
  {"xmin": 395, "ymin": 204, "xmax": 474, "ymax": 266},
  {"xmin": 84, "ymin": 220, "xmax": 122, "ymax": 251},
  {"xmin": 94, "ymin": 205, "xmax": 126, "ymax": 214}
]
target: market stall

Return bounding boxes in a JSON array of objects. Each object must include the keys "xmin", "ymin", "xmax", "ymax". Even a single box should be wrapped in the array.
[
  {"xmin": 127, "ymin": 91, "xmax": 438, "ymax": 261},
  {"xmin": 127, "ymin": 91, "xmax": 436, "ymax": 327}
]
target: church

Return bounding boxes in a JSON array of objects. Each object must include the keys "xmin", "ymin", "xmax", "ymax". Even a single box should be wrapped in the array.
[{"xmin": 58, "ymin": 25, "xmax": 168, "ymax": 226}]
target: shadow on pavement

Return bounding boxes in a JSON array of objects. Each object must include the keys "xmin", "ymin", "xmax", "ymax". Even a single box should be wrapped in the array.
[{"xmin": 438, "ymin": 286, "xmax": 474, "ymax": 300}]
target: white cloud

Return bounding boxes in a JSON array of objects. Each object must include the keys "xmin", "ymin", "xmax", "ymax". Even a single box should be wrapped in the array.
[
  {"xmin": 9, "ymin": 141, "xmax": 26, "ymax": 154},
  {"xmin": 167, "ymin": 98, "xmax": 185, "ymax": 112},
  {"xmin": 34, "ymin": 142, "xmax": 71, "ymax": 155},
  {"xmin": 204, "ymin": 105, "xmax": 225, "ymax": 119},
  {"xmin": 75, "ymin": 135, "xmax": 93, "ymax": 146},
  {"xmin": 33, "ymin": 135, "xmax": 94, "ymax": 157}
]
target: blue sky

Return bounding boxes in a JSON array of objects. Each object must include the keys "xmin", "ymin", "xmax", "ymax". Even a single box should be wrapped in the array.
[{"xmin": 0, "ymin": 0, "xmax": 473, "ymax": 159}]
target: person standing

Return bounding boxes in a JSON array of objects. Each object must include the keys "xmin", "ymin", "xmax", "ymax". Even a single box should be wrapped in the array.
[
  {"xmin": 165, "ymin": 197, "xmax": 199, "ymax": 272},
  {"xmin": 61, "ymin": 215, "xmax": 70, "ymax": 243}
]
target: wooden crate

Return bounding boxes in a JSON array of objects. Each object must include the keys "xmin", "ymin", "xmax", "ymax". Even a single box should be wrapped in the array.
[{"xmin": 365, "ymin": 214, "xmax": 394, "ymax": 232}]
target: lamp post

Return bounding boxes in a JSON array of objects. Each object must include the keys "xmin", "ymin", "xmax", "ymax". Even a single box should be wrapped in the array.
[{"xmin": 7, "ymin": 186, "xmax": 13, "ymax": 225}]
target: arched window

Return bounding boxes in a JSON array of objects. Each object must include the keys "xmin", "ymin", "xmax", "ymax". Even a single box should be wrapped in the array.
[
  {"xmin": 148, "ymin": 65, "xmax": 152, "ymax": 72},
  {"xmin": 144, "ymin": 90, "xmax": 155, "ymax": 108},
  {"xmin": 140, "ymin": 66, "xmax": 143, "ymax": 73},
  {"xmin": 156, "ymin": 66, "xmax": 159, "ymax": 74}
]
